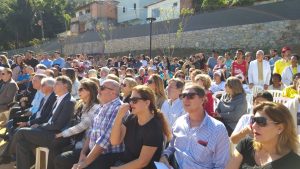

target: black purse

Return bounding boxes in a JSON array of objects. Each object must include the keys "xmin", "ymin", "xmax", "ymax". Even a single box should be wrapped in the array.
[{"xmin": 69, "ymin": 104, "xmax": 86, "ymax": 143}]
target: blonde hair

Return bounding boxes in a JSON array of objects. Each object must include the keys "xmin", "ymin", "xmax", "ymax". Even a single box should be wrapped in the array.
[
  {"xmin": 149, "ymin": 74, "xmax": 167, "ymax": 100},
  {"xmin": 195, "ymin": 74, "xmax": 212, "ymax": 90},
  {"xmin": 107, "ymin": 74, "xmax": 120, "ymax": 83},
  {"xmin": 253, "ymin": 102, "xmax": 299, "ymax": 154},
  {"xmin": 0, "ymin": 55, "xmax": 10, "ymax": 67},
  {"xmin": 123, "ymin": 77, "xmax": 138, "ymax": 88}
]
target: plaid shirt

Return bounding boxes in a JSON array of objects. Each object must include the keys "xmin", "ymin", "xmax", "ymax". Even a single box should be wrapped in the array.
[{"xmin": 88, "ymin": 98, "xmax": 124, "ymax": 154}]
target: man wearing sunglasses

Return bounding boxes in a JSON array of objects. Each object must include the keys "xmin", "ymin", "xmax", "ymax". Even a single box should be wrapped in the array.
[
  {"xmin": 0, "ymin": 68, "xmax": 18, "ymax": 113},
  {"xmin": 161, "ymin": 84, "xmax": 229, "ymax": 169},
  {"xmin": 63, "ymin": 79, "xmax": 124, "ymax": 169}
]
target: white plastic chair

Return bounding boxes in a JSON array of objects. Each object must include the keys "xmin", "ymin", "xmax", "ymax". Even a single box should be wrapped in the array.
[
  {"xmin": 251, "ymin": 85, "xmax": 264, "ymax": 96},
  {"xmin": 246, "ymin": 93, "xmax": 253, "ymax": 114},
  {"xmin": 273, "ymin": 97, "xmax": 291, "ymax": 104},
  {"xmin": 35, "ymin": 147, "xmax": 49, "ymax": 169},
  {"xmin": 213, "ymin": 91, "xmax": 226, "ymax": 99},
  {"xmin": 267, "ymin": 90, "xmax": 283, "ymax": 98}
]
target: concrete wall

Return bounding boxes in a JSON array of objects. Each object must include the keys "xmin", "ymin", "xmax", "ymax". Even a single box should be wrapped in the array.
[{"xmin": 104, "ymin": 20, "xmax": 300, "ymax": 54}]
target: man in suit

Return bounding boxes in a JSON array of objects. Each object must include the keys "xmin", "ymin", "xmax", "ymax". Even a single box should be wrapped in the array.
[
  {"xmin": 248, "ymin": 50, "xmax": 271, "ymax": 90},
  {"xmin": 0, "ymin": 68, "xmax": 18, "ymax": 113},
  {"xmin": 14, "ymin": 76, "xmax": 76, "ymax": 169},
  {"xmin": 0, "ymin": 68, "xmax": 19, "ymax": 125},
  {"xmin": 0, "ymin": 77, "xmax": 57, "ymax": 164}
]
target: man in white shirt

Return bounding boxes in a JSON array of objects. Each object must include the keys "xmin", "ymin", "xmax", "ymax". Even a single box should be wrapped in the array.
[
  {"xmin": 248, "ymin": 50, "xmax": 271, "ymax": 90},
  {"xmin": 161, "ymin": 78, "xmax": 185, "ymax": 127}
]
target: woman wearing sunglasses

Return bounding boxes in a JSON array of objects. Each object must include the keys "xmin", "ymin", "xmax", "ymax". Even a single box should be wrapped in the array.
[
  {"xmin": 109, "ymin": 85, "xmax": 171, "ymax": 169},
  {"xmin": 226, "ymin": 102, "xmax": 300, "ymax": 169},
  {"xmin": 215, "ymin": 77, "xmax": 247, "ymax": 134},
  {"xmin": 120, "ymin": 77, "xmax": 138, "ymax": 103},
  {"xmin": 147, "ymin": 74, "xmax": 167, "ymax": 109},
  {"xmin": 54, "ymin": 79, "xmax": 100, "ymax": 168}
]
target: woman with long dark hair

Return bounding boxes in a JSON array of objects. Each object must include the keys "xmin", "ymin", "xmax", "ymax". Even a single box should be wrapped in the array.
[{"xmin": 109, "ymin": 85, "xmax": 171, "ymax": 169}]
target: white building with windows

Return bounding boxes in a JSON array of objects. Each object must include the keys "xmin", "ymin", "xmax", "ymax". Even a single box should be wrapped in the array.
[
  {"xmin": 117, "ymin": 0, "xmax": 158, "ymax": 25},
  {"xmin": 145, "ymin": 0, "xmax": 181, "ymax": 22}
]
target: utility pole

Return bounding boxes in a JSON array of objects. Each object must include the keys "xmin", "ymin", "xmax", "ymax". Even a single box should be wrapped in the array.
[{"xmin": 146, "ymin": 17, "xmax": 156, "ymax": 59}]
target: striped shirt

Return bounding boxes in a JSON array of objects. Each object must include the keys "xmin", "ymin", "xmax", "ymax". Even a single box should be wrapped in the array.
[
  {"xmin": 88, "ymin": 98, "xmax": 124, "ymax": 154},
  {"xmin": 61, "ymin": 104, "xmax": 100, "ymax": 137},
  {"xmin": 163, "ymin": 113, "xmax": 230, "ymax": 169}
]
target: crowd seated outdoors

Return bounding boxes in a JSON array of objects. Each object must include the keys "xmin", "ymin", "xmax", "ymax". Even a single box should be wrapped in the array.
[{"xmin": 0, "ymin": 46, "xmax": 299, "ymax": 169}]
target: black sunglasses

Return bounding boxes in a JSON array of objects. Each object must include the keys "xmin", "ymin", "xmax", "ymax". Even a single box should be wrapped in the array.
[
  {"xmin": 179, "ymin": 93, "xmax": 199, "ymax": 100},
  {"xmin": 99, "ymin": 85, "xmax": 114, "ymax": 91},
  {"xmin": 129, "ymin": 97, "xmax": 145, "ymax": 104},
  {"xmin": 250, "ymin": 116, "xmax": 279, "ymax": 127}
]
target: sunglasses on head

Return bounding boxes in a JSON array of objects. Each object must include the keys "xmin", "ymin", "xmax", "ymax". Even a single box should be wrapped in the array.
[
  {"xmin": 147, "ymin": 79, "xmax": 153, "ymax": 84},
  {"xmin": 179, "ymin": 92, "xmax": 199, "ymax": 100},
  {"xmin": 250, "ymin": 116, "xmax": 279, "ymax": 127},
  {"xmin": 129, "ymin": 97, "xmax": 145, "ymax": 104},
  {"xmin": 99, "ymin": 85, "xmax": 114, "ymax": 91}
]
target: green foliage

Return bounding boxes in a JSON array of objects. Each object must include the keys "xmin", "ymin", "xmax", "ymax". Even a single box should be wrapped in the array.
[
  {"xmin": 29, "ymin": 38, "xmax": 42, "ymax": 46},
  {"xmin": 201, "ymin": 0, "xmax": 228, "ymax": 11},
  {"xmin": 228, "ymin": 0, "xmax": 255, "ymax": 6},
  {"xmin": 0, "ymin": 0, "xmax": 77, "ymax": 51}
]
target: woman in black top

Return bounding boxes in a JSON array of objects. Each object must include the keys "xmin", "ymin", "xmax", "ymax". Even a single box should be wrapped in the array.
[
  {"xmin": 226, "ymin": 102, "xmax": 300, "ymax": 169},
  {"xmin": 110, "ymin": 85, "xmax": 172, "ymax": 169}
]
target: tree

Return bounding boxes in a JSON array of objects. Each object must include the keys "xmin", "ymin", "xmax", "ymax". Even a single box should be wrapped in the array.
[
  {"xmin": 158, "ymin": 7, "xmax": 194, "ymax": 57},
  {"xmin": 0, "ymin": 0, "xmax": 73, "ymax": 51}
]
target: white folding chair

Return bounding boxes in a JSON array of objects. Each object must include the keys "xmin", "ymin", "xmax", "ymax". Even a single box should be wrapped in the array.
[
  {"xmin": 251, "ymin": 85, "xmax": 264, "ymax": 96},
  {"xmin": 267, "ymin": 90, "xmax": 283, "ymax": 98},
  {"xmin": 35, "ymin": 147, "xmax": 49, "ymax": 169},
  {"xmin": 213, "ymin": 91, "xmax": 226, "ymax": 99},
  {"xmin": 273, "ymin": 97, "xmax": 291, "ymax": 104},
  {"xmin": 246, "ymin": 93, "xmax": 253, "ymax": 114}
]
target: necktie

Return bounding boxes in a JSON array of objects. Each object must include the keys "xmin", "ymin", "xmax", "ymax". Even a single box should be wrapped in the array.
[{"xmin": 37, "ymin": 97, "xmax": 45, "ymax": 112}]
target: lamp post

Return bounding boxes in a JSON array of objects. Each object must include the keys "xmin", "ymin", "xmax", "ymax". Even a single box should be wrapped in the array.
[{"xmin": 146, "ymin": 17, "xmax": 156, "ymax": 59}]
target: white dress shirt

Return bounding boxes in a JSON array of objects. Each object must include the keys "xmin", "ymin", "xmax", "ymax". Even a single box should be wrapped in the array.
[{"xmin": 161, "ymin": 98, "xmax": 185, "ymax": 128}]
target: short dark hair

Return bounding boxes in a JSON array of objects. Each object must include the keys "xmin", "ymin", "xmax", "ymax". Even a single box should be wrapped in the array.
[
  {"xmin": 254, "ymin": 91, "xmax": 273, "ymax": 102},
  {"xmin": 293, "ymin": 73, "xmax": 300, "ymax": 80},
  {"xmin": 272, "ymin": 73, "xmax": 282, "ymax": 81},
  {"xmin": 236, "ymin": 49, "xmax": 244, "ymax": 55}
]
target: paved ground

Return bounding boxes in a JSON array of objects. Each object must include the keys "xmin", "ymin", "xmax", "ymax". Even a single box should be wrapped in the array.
[{"xmin": 0, "ymin": 130, "xmax": 14, "ymax": 169}]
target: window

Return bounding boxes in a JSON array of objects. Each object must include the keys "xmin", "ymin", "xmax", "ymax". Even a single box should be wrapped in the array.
[
  {"xmin": 134, "ymin": 3, "xmax": 136, "ymax": 10},
  {"xmin": 123, "ymin": 7, "xmax": 126, "ymax": 13},
  {"xmin": 173, "ymin": 2, "xmax": 178, "ymax": 7},
  {"xmin": 152, "ymin": 8, "xmax": 160, "ymax": 18}
]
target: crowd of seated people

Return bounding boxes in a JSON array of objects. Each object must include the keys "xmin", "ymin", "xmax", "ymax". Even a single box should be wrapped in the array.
[{"xmin": 0, "ymin": 46, "xmax": 299, "ymax": 169}]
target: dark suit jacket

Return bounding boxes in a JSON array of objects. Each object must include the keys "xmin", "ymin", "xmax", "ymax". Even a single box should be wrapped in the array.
[
  {"xmin": 0, "ymin": 79, "xmax": 19, "ymax": 112},
  {"xmin": 40, "ymin": 93, "xmax": 76, "ymax": 132},
  {"xmin": 29, "ymin": 92, "xmax": 57, "ymax": 125}
]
